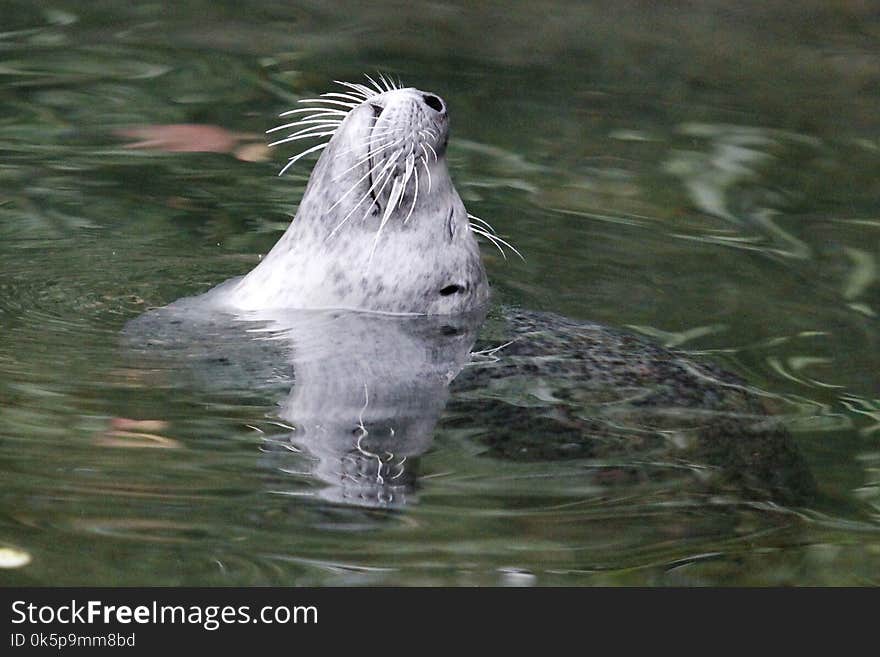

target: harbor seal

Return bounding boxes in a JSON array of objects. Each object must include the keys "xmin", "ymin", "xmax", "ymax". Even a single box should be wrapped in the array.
[
  {"xmin": 198, "ymin": 76, "xmax": 490, "ymax": 315},
  {"xmin": 125, "ymin": 76, "xmax": 815, "ymax": 509}
]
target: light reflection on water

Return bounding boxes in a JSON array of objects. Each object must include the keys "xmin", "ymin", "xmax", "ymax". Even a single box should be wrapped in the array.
[{"xmin": 1, "ymin": 2, "xmax": 880, "ymax": 586}]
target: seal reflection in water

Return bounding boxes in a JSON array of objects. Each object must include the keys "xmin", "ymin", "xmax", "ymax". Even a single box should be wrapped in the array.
[{"xmin": 126, "ymin": 77, "xmax": 814, "ymax": 508}]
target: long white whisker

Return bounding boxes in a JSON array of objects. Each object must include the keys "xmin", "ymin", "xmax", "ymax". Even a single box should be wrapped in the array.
[
  {"xmin": 279, "ymin": 107, "xmax": 348, "ymax": 117},
  {"xmin": 332, "ymin": 135, "xmax": 395, "ymax": 165},
  {"xmin": 469, "ymin": 225, "xmax": 506, "ymax": 260},
  {"xmin": 278, "ymin": 142, "xmax": 327, "ymax": 175},
  {"xmin": 469, "ymin": 225, "xmax": 525, "ymax": 261},
  {"xmin": 326, "ymin": 162, "xmax": 389, "ymax": 237},
  {"xmin": 267, "ymin": 117, "xmax": 341, "ymax": 133},
  {"xmin": 490, "ymin": 234, "xmax": 525, "ymax": 261},
  {"xmin": 334, "ymin": 135, "xmax": 394, "ymax": 164},
  {"xmin": 467, "ymin": 212, "xmax": 496, "ymax": 233},
  {"xmin": 335, "ymin": 137, "xmax": 404, "ymax": 176},
  {"xmin": 266, "ymin": 120, "xmax": 340, "ymax": 135},
  {"xmin": 298, "ymin": 98, "xmax": 357, "ymax": 109},
  {"xmin": 364, "ymin": 74, "xmax": 385, "ymax": 94},
  {"xmin": 404, "ymin": 163, "xmax": 419, "ymax": 224},
  {"xmin": 379, "ymin": 72, "xmax": 397, "ymax": 91},
  {"xmin": 425, "ymin": 143, "xmax": 438, "ymax": 162},
  {"xmin": 334, "ymin": 80, "xmax": 375, "ymax": 99},
  {"xmin": 399, "ymin": 153, "xmax": 415, "ymax": 210},
  {"xmin": 327, "ymin": 155, "xmax": 389, "ymax": 213},
  {"xmin": 369, "ymin": 175, "xmax": 404, "ymax": 263},
  {"xmin": 272, "ymin": 124, "xmax": 340, "ymax": 140},
  {"xmin": 267, "ymin": 130, "xmax": 336, "ymax": 148},
  {"xmin": 420, "ymin": 150, "xmax": 432, "ymax": 193},
  {"xmin": 321, "ymin": 92, "xmax": 365, "ymax": 103},
  {"xmin": 356, "ymin": 158, "xmax": 399, "ymax": 247},
  {"xmin": 279, "ymin": 118, "xmax": 343, "ymax": 128},
  {"xmin": 328, "ymin": 155, "xmax": 399, "ymax": 239}
]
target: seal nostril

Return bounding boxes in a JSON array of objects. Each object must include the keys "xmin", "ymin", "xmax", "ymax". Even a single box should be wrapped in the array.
[
  {"xmin": 422, "ymin": 94, "xmax": 444, "ymax": 113},
  {"xmin": 370, "ymin": 103, "xmax": 383, "ymax": 118}
]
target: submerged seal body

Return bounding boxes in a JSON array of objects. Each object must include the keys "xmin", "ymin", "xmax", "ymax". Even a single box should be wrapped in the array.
[{"xmin": 203, "ymin": 79, "xmax": 488, "ymax": 315}]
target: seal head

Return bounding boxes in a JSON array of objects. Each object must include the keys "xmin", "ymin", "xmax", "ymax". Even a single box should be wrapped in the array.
[{"xmin": 222, "ymin": 79, "xmax": 490, "ymax": 315}]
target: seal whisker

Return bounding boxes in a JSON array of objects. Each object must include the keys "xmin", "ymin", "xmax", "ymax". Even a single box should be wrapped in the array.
[
  {"xmin": 362, "ymin": 153, "xmax": 401, "ymax": 222},
  {"xmin": 425, "ymin": 143, "xmax": 438, "ymax": 162},
  {"xmin": 333, "ymin": 80, "xmax": 376, "ymax": 99},
  {"xmin": 368, "ymin": 174, "xmax": 406, "ymax": 264},
  {"xmin": 469, "ymin": 224, "xmax": 525, "ymax": 261},
  {"xmin": 467, "ymin": 213, "xmax": 497, "ymax": 234},
  {"xmin": 278, "ymin": 142, "xmax": 328, "ymax": 175},
  {"xmin": 327, "ymin": 153, "xmax": 394, "ymax": 214},
  {"xmin": 268, "ymin": 130, "xmax": 337, "ymax": 148},
  {"xmin": 321, "ymin": 92, "xmax": 366, "ymax": 103},
  {"xmin": 266, "ymin": 121, "xmax": 341, "ymax": 138},
  {"xmin": 360, "ymin": 131, "xmax": 399, "ymax": 144},
  {"xmin": 419, "ymin": 149, "xmax": 432, "ymax": 193},
  {"xmin": 355, "ymin": 169, "xmax": 399, "ymax": 254},
  {"xmin": 328, "ymin": 154, "xmax": 400, "ymax": 239},
  {"xmin": 278, "ymin": 118, "xmax": 343, "ymax": 129},
  {"xmin": 298, "ymin": 98, "xmax": 358, "ymax": 109},
  {"xmin": 331, "ymin": 128, "xmax": 392, "ymax": 159},
  {"xmin": 279, "ymin": 107, "xmax": 348, "ymax": 117},
  {"xmin": 332, "ymin": 140, "xmax": 398, "ymax": 177},
  {"xmin": 401, "ymin": 153, "xmax": 416, "ymax": 208},
  {"xmin": 404, "ymin": 163, "xmax": 419, "ymax": 224},
  {"xmin": 279, "ymin": 117, "xmax": 343, "ymax": 130},
  {"xmin": 469, "ymin": 224, "xmax": 508, "ymax": 260},
  {"xmin": 267, "ymin": 119, "xmax": 342, "ymax": 134},
  {"xmin": 280, "ymin": 111, "xmax": 346, "ymax": 123},
  {"xmin": 378, "ymin": 72, "xmax": 395, "ymax": 91},
  {"xmin": 364, "ymin": 74, "xmax": 385, "ymax": 94},
  {"xmin": 334, "ymin": 137, "xmax": 404, "ymax": 177}
]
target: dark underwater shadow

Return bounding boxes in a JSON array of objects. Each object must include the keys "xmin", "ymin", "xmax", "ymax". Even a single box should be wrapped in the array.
[{"xmin": 123, "ymin": 299, "xmax": 816, "ymax": 512}]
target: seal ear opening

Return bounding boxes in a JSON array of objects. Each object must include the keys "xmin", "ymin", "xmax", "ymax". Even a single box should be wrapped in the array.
[{"xmin": 439, "ymin": 284, "xmax": 463, "ymax": 296}]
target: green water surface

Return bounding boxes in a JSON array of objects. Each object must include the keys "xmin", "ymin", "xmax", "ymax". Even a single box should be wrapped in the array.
[{"xmin": 1, "ymin": 1, "xmax": 880, "ymax": 585}]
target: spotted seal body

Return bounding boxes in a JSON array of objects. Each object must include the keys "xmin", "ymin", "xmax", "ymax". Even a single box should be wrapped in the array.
[{"xmin": 204, "ymin": 82, "xmax": 488, "ymax": 315}]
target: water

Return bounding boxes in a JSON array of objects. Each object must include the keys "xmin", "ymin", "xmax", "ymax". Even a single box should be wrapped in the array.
[{"xmin": 1, "ymin": 1, "xmax": 879, "ymax": 586}]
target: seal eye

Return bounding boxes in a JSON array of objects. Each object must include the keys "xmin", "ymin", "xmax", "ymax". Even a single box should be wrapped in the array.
[
  {"xmin": 422, "ymin": 94, "xmax": 444, "ymax": 113},
  {"xmin": 439, "ymin": 284, "xmax": 462, "ymax": 296}
]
